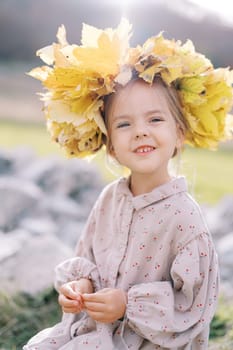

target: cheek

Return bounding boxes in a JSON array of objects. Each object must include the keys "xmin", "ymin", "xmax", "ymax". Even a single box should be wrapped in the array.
[
  {"xmin": 109, "ymin": 130, "xmax": 121, "ymax": 149},
  {"xmin": 160, "ymin": 127, "xmax": 177, "ymax": 144},
  {"xmin": 110, "ymin": 136, "xmax": 127, "ymax": 163}
]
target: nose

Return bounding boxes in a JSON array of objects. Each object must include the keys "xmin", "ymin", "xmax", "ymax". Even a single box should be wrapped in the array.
[
  {"xmin": 134, "ymin": 121, "xmax": 149, "ymax": 139},
  {"xmin": 135, "ymin": 132, "xmax": 147, "ymax": 139}
]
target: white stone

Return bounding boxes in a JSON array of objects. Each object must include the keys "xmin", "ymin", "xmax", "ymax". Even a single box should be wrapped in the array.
[
  {"xmin": 0, "ymin": 234, "xmax": 72, "ymax": 295},
  {"xmin": 19, "ymin": 217, "xmax": 58, "ymax": 236},
  {"xmin": 216, "ymin": 232, "xmax": 233, "ymax": 282},
  {"xmin": 204, "ymin": 196, "xmax": 233, "ymax": 239},
  {"xmin": 0, "ymin": 229, "xmax": 30, "ymax": 262},
  {"xmin": 0, "ymin": 176, "xmax": 43, "ymax": 231}
]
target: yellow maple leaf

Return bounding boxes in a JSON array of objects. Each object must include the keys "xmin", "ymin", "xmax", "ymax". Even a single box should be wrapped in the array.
[
  {"xmin": 27, "ymin": 66, "xmax": 52, "ymax": 82},
  {"xmin": 73, "ymin": 32, "xmax": 120, "ymax": 77},
  {"xmin": 73, "ymin": 18, "xmax": 132, "ymax": 78}
]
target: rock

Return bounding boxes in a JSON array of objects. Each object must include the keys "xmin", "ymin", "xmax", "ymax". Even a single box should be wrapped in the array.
[
  {"xmin": 62, "ymin": 160, "xmax": 103, "ymax": 217},
  {"xmin": 18, "ymin": 156, "xmax": 104, "ymax": 200},
  {"xmin": 216, "ymin": 232, "xmax": 233, "ymax": 283},
  {"xmin": 204, "ymin": 196, "xmax": 233, "ymax": 239},
  {"xmin": 19, "ymin": 217, "xmax": 58, "ymax": 236},
  {"xmin": 0, "ymin": 147, "xmax": 104, "ymax": 294},
  {"xmin": 0, "ymin": 233, "xmax": 73, "ymax": 295},
  {"xmin": 0, "ymin": 147, "xmax": 35, "ymax": 175},
  {"xmin": 0, "ymin": 176, "xmax": 43, "ymax": 231},
  {"xmin": 8, "ymin": 146, "xmax": 36, "ymax": 173},
  {"xmin": 17, "ymin": 195, "xmax": 88, "ymax": 245},
  {"xmin": 0, "ymin": 229, "xmax": 30, "ymax": 262},
  {"xmin": 17, "ymin": 155, "xmax": 62, "ymax": 185},
  {"xmin": 0, "ymin": 150, "xmax": 13, "ymax": 174},
  {"xmin": 55, "ymin": 219, "xmax": 86, "ymax": 247},
  {"xmin": 37, "ymin": 194, "xmax": 85, "ymax": 220},
  {"xmin": 219, "ymin": 281, "xmax": 233, "ymax": 300}
]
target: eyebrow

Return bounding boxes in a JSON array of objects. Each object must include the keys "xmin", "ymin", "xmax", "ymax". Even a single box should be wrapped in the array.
[{"xmin": 112, "ymin": 109, "xmax": 164, "ymax": 122}]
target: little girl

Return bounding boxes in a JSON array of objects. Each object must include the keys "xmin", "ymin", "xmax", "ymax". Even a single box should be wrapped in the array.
[{"xmin": 24, "ymin": 19, "xmax": 233, "ymax": 349}]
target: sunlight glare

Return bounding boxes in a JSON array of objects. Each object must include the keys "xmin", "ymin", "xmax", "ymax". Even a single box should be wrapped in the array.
[
  {"xmin": 104, "ymin": 0, "xmax": 141, "ymax": 5},
  {"xmin": 189, "ymin": 0, "xmax": 233, "ymax": 25}
]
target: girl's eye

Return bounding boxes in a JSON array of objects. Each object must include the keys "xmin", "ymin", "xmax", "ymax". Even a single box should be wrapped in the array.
[
  {"xmin": 116, "ymin": 122, "xmax": 130, "ymax": 128},
  {"xmin": 150, "ymin": 117, "xmax": 162, "ymax": 123}
]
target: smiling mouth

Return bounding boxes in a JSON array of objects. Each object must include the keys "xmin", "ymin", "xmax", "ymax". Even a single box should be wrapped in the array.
[{"xmin": 134, "ymin": 146, "xmax": 156, "ymax": 154}]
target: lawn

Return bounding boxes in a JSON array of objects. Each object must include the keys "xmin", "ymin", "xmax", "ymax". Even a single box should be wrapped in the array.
[{"xmin": 1, "ymin": 119, "xmax": 232, "ymax": 204}]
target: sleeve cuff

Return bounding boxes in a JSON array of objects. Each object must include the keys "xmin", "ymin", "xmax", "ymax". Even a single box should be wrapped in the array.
[{"xmin": 54, "ymin": 257, "xmax": 100, "ymax": 292}]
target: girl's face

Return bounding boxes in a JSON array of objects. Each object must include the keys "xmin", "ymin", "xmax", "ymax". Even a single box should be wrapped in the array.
[{"xmin": 107, "ymin": 79, "xmax": 184, "ymax": 187}]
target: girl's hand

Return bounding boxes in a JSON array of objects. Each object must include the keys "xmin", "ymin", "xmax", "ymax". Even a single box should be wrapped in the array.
[
  {"xmin": 82, "ymin": 288, "xmax": 127, "ymax": 323},
  {"xmin": 58, "ymin": 278, "xmax": 93, "ymax": 314}
]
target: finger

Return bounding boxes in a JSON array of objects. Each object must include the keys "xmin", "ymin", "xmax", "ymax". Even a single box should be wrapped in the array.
[
  {"xmin": 60, "ymin": 284, "xmax": 78, "ymax": 300},
  {"xmin": 82, "ymin": 293, "xmax": 106, "ymax": 303},
  {"xmin": 58, "ymin": 294, "xmax": 80, "ymax": 308},
  {"xmin": 96, "ymin": 288, "xmax": 112, "ymax": 294},
  {"xmin": 84, "ymin": 301, "xmax": 106, "ymax": 312},
  {"xmin": 61, "ymin": 302, "xmax": 83, "ymax": 314}
]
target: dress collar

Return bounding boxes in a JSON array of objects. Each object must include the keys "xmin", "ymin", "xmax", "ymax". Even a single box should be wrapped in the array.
[{"xmin": 117, "ymin": 176, "xmax": 187, "ymax": 211}]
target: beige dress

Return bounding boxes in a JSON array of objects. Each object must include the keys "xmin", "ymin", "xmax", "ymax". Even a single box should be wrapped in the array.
[{"xmin": 23, "ymin": 177, "xmax": 219, "ymax": 350}]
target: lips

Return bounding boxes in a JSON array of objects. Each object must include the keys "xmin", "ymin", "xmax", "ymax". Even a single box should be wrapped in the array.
[{"xmin": 134, "ymin": 145, "xmax": 155, "ymax": 153}]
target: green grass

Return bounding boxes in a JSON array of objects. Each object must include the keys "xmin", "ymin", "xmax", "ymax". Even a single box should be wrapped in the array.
[
  {"xmin": 209, "ymin": 296, "xmax": 233, "ymax": 349},
  {"xmin": 0, "ymin": 120, "xmax": 60, "ymax": 156},
  {"xmin": 180, "ymin": 146, "xmax": 233, "ymax": 203},
  {"xmin": 0, "ymin": 288, "xmax": 61, "ymax": 350},
  {"xmin": 0, "ymin": 119, "xmax": 233, "ymax": 204}
]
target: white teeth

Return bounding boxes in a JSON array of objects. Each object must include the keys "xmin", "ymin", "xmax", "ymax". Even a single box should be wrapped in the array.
[{"xmin": 136, "ymin": 147, "xmax": 154, "ymax": 153}]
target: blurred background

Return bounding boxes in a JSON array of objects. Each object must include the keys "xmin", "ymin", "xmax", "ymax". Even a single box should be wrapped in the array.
[
  {"xmin": 0, "ymin": 0, "xmax": 233, "ymax": 203},
  {"xmin": 1, "ymin": 1, "xmax": 233, "ymax": 349}
]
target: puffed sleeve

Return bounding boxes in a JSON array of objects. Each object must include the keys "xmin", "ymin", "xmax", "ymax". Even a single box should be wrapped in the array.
[
  {"xmin": 54, "ymin": 204, "xmax": 101, "ymax": 292},
  {"xmin": 126, "ymin": 233, "xmax": 219, "ymax": 348}
]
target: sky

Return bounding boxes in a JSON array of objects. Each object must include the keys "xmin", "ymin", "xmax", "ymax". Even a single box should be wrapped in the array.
[
  {"xmin": 1, "ymin": 0, "xmax": 233, "ymax": 64},
  {"xmin": 183, "ymin": 0, "xmax": 233, "ymax": 26},
  {"xmin": 101, "ymin": 0, "xmax": 233, "ymax": 27}
]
